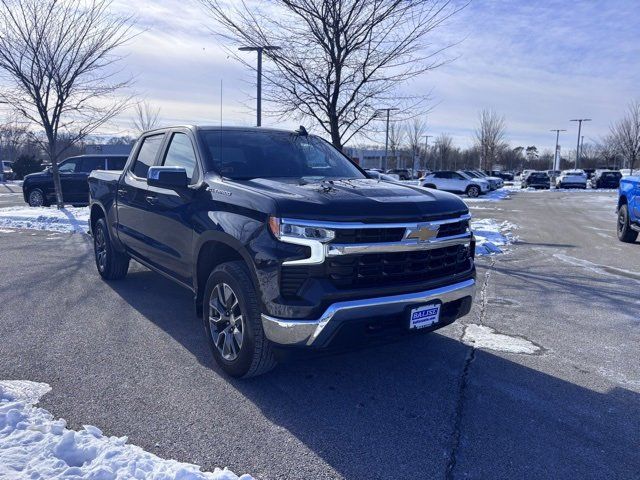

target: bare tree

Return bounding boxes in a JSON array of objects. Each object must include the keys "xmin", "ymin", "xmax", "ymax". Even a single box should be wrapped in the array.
[
  {"xmin": 611, "ymin": 100, "xmax": 640, "ymax": 174},
  {"xmin": 596, "ymin": 134, "xmax": 620, "ymax": 169},
  {"xmin": 200, "ymin": 0, "xmax": 466, "ymax": 150},
  {"xmin": 387, "ymin": 121, "xmax": 405, "ymax": 169},
  {"xmin": 0, "ymin": 0, "xmax": 135, "ymax": 207},
  {"xmin": 475, "ymin": 109, "xmax": 506, "ymax": 171},
  {"xmin": 434, "ymin": 133, "xmax": 453, "ymax": 170},
  {"xmin": 132, "ymin": 101, "xmax": 161, "ymax": 135},
  {"xmin": 405, "ymin": 118, "xmax": 427, "ymax": 174}
]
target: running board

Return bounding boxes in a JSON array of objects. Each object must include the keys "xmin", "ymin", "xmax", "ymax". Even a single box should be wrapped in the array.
[{"xmin": 631, "ymin": 223, "xmax": 640, "ymax": 233}]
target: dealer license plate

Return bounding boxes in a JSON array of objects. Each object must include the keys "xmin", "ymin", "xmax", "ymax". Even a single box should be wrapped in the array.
[{"xmin": 409, "ymin": 303, "xmax": 441, "ymax": 330}]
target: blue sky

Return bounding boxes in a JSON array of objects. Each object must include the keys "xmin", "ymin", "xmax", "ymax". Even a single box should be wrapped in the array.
[{"xmin": 7, "ymin": 0, "xmax": 639, "ymax": 152}]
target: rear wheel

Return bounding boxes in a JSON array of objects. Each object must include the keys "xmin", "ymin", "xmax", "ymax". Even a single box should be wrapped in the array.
[
  {"xmin": 203, "ymin": 261, "xmax": 276, "ymax": 378},
  {"xmin": 27, "ymin": 188, "xmax": 46, "ymax": 207},
  {"xmin": 93, "ymin": 217, "xmax": 130, "ymax": 279},
  {"xmin": 466, "ymin": 185, "xmax": 480, "ymax": 198},
  {"xmin": 617, "ymin": 204, "xmax": 638, "ymax": 243}
]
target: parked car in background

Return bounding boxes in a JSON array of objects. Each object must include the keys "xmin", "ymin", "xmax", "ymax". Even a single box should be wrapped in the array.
[
  {"xmin": 520, "ymin": 169, "xmax": 535, "ymax": 181},
  {"xmin": 421, "ymin": 170, "xmax": 489, "ymax": 197},
  {"xmin": 366, "ymin": 170, "xmax": 399, "ymax": 181},
  {"xmin": 591, "ymin": 170, "xmax": 622, "ymax": 189},
  {"xmin": 620, "ymin": 169, "xmax": 634, "ymax": 177},
  {"xmin": 583, "ymin": 168, "xmax": 596, "ymax": 179},
  {"xmin": 464, "ymin": 170, "xmax": 503, "ymax": 190},
  {"xmin": 556, "ymin": 169, "xmax": 587, "ymax": 189},
  {"xmin": 521, "ymin": 171, "xmax": 550, "ymax": 189},
  {"xmin": 617, "ymin": 175, "xmax": 639, "ymax": 243},
  {"xmin": 386, "ymin": 168, "xmax": 412, "ymax": 180},
  {"xmin": 22, "ymin": 154, "xmax": 128, "ymax": 206},
  {"xmin": 486, "ymin": 170, "xmax": 514, "ymax": 181},
  {"xmin": 88, "ymin": 125, "xmax": 477, "ymax": 377},
  {"xmin": 1, "ymin": 161, "xmax": 15, "ymax": 180}
]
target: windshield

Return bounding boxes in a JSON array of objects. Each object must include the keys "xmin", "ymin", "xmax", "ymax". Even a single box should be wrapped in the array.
[{"xmin": 200, "ymin": 130, "xmax": 365, "ymax": 181}]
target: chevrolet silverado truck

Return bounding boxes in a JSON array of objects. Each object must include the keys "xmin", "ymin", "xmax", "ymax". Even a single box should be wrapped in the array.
[
  {"xmin": 88, "ymin": 126, "xmax": 476, "ymax": 377},
  {"xmin": 618, "ymin": 175, "xmax": 640, "ymax": 243}
]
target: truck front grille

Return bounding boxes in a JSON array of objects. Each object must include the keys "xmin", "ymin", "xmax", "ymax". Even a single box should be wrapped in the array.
[
  {"xmin": 327, "ymin": 244, "xmax": 472, "ymax": 288},
  {"xmin": 280, "ymin": 243, "xmax": 473, "ymax": 297}
]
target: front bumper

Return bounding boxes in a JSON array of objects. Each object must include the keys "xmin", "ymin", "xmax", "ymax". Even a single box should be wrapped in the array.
[{"xmin": 261, "ymin": 278, "xmax": 475, "ymax": 347}]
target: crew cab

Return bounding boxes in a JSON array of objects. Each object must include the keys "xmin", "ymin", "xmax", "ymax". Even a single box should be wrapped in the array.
[
  {"xmin": 617, "ymin": 175, "xmax": 639, "ymax": 243},
  {"xmin": 88, "ymin": 126, "xmax": 476, "ymax": 377},
  {"xmin": 23, "ymin": 154, "xmax": 128, "ymax": 206},
  {"xmin": 420, "ymin": 171, "xmax": 489, "ymax": 198}
]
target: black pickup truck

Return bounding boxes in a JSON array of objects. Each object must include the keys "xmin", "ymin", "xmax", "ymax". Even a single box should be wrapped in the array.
[{"xmin": 88, "ymin": 126, "xmax": 476, "ymax": 377}]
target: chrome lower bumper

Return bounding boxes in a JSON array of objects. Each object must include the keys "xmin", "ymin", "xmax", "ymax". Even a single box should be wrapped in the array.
[{"xmin": 261, "ymin": 278, "xmax": 475, "ymax": 347}]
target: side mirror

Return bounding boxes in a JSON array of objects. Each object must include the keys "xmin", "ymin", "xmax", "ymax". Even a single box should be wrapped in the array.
[{"xmin": 147, "ymin": 166, "xmax": 188, "ymax": 190}]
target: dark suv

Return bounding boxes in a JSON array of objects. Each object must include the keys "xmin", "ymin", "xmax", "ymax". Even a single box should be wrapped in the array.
[
  {"xmin": 88, "ymin": 126, "xmax": 476, "ymax": 377},
  {"xmin": 591, "ymin": 170, "xmax": 622, "ymax": 189},
  {"xmin": 22, "ymin": 154, "xmax": 128, "ymax": 206}
]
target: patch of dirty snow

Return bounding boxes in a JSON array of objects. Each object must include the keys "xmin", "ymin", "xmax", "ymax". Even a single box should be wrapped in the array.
[
  {"xmin": 0, "ymin": 206, "xmax": 89, "ymax": 233},
  {"xmin": 462, "ymin": 324, "xmax": 541, "ymax": 354},
  {"xmin": 0, "ymin": 380, "xmax": 252, "ymax": 479},
  {"xmin": 471, "ymin": 219, "xmax": 516, "ymax": 256}
]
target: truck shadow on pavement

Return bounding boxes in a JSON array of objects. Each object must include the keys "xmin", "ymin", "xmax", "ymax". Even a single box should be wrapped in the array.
[{"xmin": 101, "ymin": 266, "xmax": 640, "ymax": 480}]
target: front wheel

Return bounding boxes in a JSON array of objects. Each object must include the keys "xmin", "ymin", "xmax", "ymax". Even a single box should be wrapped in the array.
[
  {"xmin": 203, "ymin": 261, "xmax": 276, "ymax": 378},
  {"xmin": 27, "ymin": 188, "xmax": 46, "ymax": 207},
  {"xmin": 93, "ymin": 218, "xmax": 130, "ymax": 279},
  {"xmin": 617, "ymin": 204, "xmax": 639, "ymax": 243},
  {"xmin": 466, "ymin": 185, "xmax": 480, "ymax": 198}
]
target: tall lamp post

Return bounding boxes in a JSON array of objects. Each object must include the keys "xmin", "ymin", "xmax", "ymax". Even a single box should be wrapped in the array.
[
  {"xmin": 570, "ymin": 118, "xmax": 591, "ymax": 168},
  {"xmin": 238, "ymin": 45, "xmax": 281, "ymax": 127},
  {"xmin": 375, "ymin": 108, "xmax": 399, "ymax": 171},
  {"xmin": 550, "ymin": 129, "xmax": 566, "ymax": 171}
]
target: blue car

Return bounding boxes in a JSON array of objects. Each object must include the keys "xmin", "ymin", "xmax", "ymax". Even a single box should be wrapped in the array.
[{"xmin": 617, "ymin": 175, "xmax": 640, "ymax": 243}]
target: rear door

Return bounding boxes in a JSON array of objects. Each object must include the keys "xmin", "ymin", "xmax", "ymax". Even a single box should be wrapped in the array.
[
  {"xmin": 632, "ymin": 179, "xmax": 640, "ymax": 220},
  {"xmin": 58, "ymin": 157, "xmax": 87, "ymax": 203},
  {"xmin": 116, "ymin": 133, "xmax": 167, "ymax": 263},
  {"xmin": 142, "ymin": 130, "xmax": 201, "ymax": 284},
  {"xmin": 451, "ymin": 172, "xmax": 469, "ymax": 192}
]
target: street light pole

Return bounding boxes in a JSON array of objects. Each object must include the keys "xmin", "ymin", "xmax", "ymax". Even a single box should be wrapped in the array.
[
  {"xmin": 239, "ymin": 45, "xmax": 281, "ymax": 127},
  {"xmin": 570, "ymin": 118, "xmax": 591, "ymax": 168},
  {"xmin": 424, "ymin": 135, "xmax": 432, "ymax": 172},
  {"xmin": 550, "ymin": 129, "xmax": 566, "ymax": 171},
  {"xmin": 376, "ymin": 108, "xmax": 399, "ymax": 171}
]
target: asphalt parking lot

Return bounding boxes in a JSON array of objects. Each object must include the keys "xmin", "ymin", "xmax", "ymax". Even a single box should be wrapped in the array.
[{"xmin": 0, "ymin": 189, "xmax": 638, "ymax": 479}]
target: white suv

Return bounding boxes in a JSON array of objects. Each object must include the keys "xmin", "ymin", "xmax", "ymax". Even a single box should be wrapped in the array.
[
  {"xmin": 556, "ymin": 169, "xmax": 587, "ymax": 189},
  {"xmin": 421, "ymin": 171, "xmax": 490, "ymax": 197}
]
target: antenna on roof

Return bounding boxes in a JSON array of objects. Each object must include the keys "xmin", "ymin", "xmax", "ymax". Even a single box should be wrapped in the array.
[{"xmin": 295, "ymin": 125, "xmax": 308, "ymax": 136}]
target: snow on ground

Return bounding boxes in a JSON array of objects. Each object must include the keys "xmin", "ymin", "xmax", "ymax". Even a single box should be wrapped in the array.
[
  {"xmin": 462, "ymin": 324, "xmax": 541, "ymax": 354},
  {"xmin": 0, "ymin": 380, "xmax": 252, "ymax": 480},
  {"xmin": 471, "ymin": 218, "xmax": 516, "ymax": 256},
  {"xmin": 0, "ymin": 206, "xmax": 89, "ymax": 233},
  {"xmin": 463, "ymin": 188, "xmax": 512, "ymax": 203}
]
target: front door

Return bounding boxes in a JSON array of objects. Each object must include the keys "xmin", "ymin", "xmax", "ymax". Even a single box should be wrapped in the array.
[
  {"xmin": 142, "ymin": 131, "xmax": 200, "ymax": 284},
  {"xmin": 57, "ymin": 158, "xmax": 87, "ymax": 203}
]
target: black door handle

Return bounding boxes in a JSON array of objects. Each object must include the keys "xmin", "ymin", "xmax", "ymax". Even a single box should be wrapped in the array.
[{"xmin": 117, "ymin": 189, "xmax": 127, "ymax": 196}]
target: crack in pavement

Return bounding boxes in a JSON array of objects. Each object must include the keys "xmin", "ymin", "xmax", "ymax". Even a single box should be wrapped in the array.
[{"xmin": 445, "ymin": 258, "xmax": 495, "ymax": 480}]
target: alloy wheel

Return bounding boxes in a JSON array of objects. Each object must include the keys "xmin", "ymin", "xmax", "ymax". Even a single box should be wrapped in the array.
[
  {"xmin": 29, "ymin": 190, "xmax": 44, "ymax": 207},
  {"xmin": 94, "ymin": 226, "xmax": 108, "ymax": 272},
  {"xmin": 209, "ymin": 283, "xmax": 244, "ymax": 361}
]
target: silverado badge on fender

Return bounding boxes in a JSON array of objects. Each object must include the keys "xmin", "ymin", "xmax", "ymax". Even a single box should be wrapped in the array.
[{"xmin": 405, "ymin": 224, "xmax": 440, "ymax": 242}]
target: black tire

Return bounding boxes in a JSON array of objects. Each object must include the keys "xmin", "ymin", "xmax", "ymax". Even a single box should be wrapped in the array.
[
  {"xmin": 93, "ymin": 217, "xmax": 129, "ymax": 280},
  {"xmin": 617, "ymin": 204, "xmax": 638, "ymax": 243},
  {"xmin": 203, "ymin": 261, "xmax": 276, "ymax": 378},
  {"xmin": 466, "ymin": 185, "xmax": 480, "ymax": 198},
  {"xmin": 27, "ymin": 188, "xmax": 47, "ymax": 207}
]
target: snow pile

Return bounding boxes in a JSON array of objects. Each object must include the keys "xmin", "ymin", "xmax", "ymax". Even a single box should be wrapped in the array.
[
  {"xmin": 0, "ymin": 380, "xmax": 252, "ymax": 480},
  {"xmin": 462, "ymin": 325, "xmax": 541, "ymax": 354},
  {"xmin": 0, "ymin": 206, "xmax": 89, "ymax": 233},
  {"xmin": 471, "ymin": 218, "xmax": 516, "ymax": 255}
]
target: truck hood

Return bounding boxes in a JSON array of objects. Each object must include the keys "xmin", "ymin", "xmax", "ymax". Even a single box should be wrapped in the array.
[{"xmin": 230, "ymin": 178, "xmax": 469, "ymax": 222}]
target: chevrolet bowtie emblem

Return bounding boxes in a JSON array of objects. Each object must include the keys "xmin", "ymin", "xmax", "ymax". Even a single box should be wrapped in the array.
[{"xmin": 405, "ymin": 224, "xmax": 440, "ymax": 242}]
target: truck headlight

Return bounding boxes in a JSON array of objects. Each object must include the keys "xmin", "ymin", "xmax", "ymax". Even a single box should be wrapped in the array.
[{"xmin": 268, "ymin": 217, "xmax": 335, "ymax": 243}]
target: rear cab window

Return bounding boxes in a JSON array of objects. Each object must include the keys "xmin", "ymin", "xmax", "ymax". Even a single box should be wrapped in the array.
[{"xmin": 131, "ymin": 134, "xmax": 165, "ymax": 178}]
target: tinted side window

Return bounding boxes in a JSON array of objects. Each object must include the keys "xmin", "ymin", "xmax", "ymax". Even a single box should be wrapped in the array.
[
  {"xmin": 79, "ymin": 157, "xmax": 105, "ymax": 173},
  {"xmin": 434, "ymin": 172, "xmax": 447, "ymax": 179},
  {"xmin": 163, "ymin": 133, "xmax": 197, "ymax": 181},
  {"xmin": 131, "ymin": 135, "xmax": 164, "ymax": 178},
  {"xmin": 58, "ymin": 158, "xmax": 81, "ymax": 173},
  {"xmin": 107, "ymin": 157, "xmax": 127, "ymax": 170}
]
